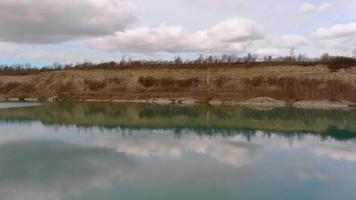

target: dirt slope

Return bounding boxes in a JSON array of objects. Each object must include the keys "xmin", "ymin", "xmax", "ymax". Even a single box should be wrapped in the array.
[{"xmin": 1, "ymin": 64, "xmax": 356, "ymax": 104}]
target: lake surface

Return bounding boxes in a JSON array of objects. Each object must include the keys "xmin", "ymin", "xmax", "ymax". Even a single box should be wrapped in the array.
[{"xmin": 0, "ymin": 102, "xmax": 356, "ymax": 200}]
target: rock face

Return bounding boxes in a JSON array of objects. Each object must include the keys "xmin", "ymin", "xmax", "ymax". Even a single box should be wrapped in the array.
[{"xmin": 0, "ymin": 64, "xmax": 356, "ymax": 106}]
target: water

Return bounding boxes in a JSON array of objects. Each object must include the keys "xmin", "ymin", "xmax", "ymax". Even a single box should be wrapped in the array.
[
  {"xmin": 0, "ymin": 102, "xmax": 356, "ymax": 200},
  {"xmin": 0, "ymin": 102, "xmax": 41, "ymax": 109}
]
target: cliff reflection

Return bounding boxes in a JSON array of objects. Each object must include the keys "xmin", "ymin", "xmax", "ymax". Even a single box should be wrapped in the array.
[
  {"xmin": 0, "ymin": 102, "xmax": 355, "ymax": 140},
  {"xmin": 0, "ymin": 141, "xmax": 135, "ymax": 200}
]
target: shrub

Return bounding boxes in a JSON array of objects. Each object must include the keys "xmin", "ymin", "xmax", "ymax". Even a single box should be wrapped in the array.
[
  {"xmin": 84, "ymin": 79, "xmax": 107, "ymax": 91},
  {"xmin": 326, "ymin": 56, "xmax": 356, "ymax": 72},
  {"xmin": 58, "ymin": 82, "xmax": 74, "ymax": 93},
  {"xmin": 108, "ymin": 78, "xmax": 123, "ymax": 85},
  {"xmin": 214, "ymin": 77, "xmax": 231, "ymax": 88},
  {"xmin": 19, "ymin": 83, "xmax": 35, "ymax": 93},
  {"xmin": 176, "ymin": 78, "xmax": 201, "ymax": 88},
  {"xmin": 138, "ymin": 77, "xmax": 156, "ymax": 87},
  {"xmin": 138, "ymin": 77, "xmax": 201, "ymax": 89},
  {"xmin": 0, "ymin": 82, "xmax": 20, "ymax": 93},
  {"xmin": 242, "ymin": 76, "xmax": 356, "ymax": 101}
]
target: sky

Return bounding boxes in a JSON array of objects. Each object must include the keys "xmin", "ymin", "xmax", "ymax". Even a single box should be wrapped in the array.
[{"xmin": 0, "ymin": 0, "xmax": 356, "ymax": 66}]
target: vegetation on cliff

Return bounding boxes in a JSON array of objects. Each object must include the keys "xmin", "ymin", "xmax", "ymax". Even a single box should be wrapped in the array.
[{"xmin": 0, "ymin": 54, "xmax": 356, "ymax": 104}]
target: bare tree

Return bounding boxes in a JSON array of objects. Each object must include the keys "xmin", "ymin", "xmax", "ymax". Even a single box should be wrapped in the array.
[
  {"xmin": 320, "ymin": 53, "xmax": 330, "ymax": 62},
  {"xmin": 174, "ymin": 56, "xmax": 183, "ymax": 65},
  {"xmin": 297, "ymin": 54, "xmax": 307, "ymax": 62},
  {"xmin": 119, "ymin": 55, "xmax": 126, "ymax": 66},
  {"xmin": 263, "ymin": 55, "xmax": 273, "ymax": 62},
  {"xmin": 207, "ymin": 55, "xmax": 214, "ymax": 64},
  {"xmin": 196, "ymin": 54, "xmax": 205, "ymax": 64},
  {"xmin": 244, "ymin": 53, "xmax": 257, "ymax": 63}
]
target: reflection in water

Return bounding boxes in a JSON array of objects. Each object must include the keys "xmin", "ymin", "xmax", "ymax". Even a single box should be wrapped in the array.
[
  {"xmin": 0, "ymin": 103, "xmax": 356, "ymax": 199},
  {"xmin": 87, "ymin": 129, "xmax": 356, "ymax": 166},
  {"xmin": 0, "ymin": 141, "xmax": 134, "ymax": 200},
  {"xmin": 0, "ymin": 102, "xmax": 41, "ymax": 109},
  {"xmin": 89, "ymin": 132, "xmax": 262, "ymax": 167},
  {"xmin": 0, "ymin": 102, "xmax": 356, "ymax": 140}
]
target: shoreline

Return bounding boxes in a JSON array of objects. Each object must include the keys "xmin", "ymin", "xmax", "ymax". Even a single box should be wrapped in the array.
[
  {"xmin": 1, "ymin": 96, "xmax": 355, "ymax": 110},
  {"xmin": 1, "ymin": 65, "xmax": 356, "ymax": 110}
]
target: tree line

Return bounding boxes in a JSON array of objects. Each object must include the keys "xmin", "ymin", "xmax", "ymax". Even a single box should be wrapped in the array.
[{"xmin": 1, "ymin": 53, "xmax": 355, "ymax": 75}]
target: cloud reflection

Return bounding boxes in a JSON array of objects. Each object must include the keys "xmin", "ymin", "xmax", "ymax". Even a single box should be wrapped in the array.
[
  {"xmin": 88, "ymin": 131, "xmax": 262, "ymax": 167},
  {"xmin": 0, "ymin": 141, "xmax": 135, "ymax": 200},
  {"xmin": 312, "ymin": 145, "xmax": 356, "ymax": 162},
  {"xmin": 87, "ymin": 129, "xmax": 356, "ymax": 168},
  {"xmin": 296, "ymin": 170, "xmax": 328, "ymax": 182}
]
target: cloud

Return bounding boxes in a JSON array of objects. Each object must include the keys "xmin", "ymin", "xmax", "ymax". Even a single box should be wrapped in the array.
[
  {"xmin": 207, "ymin": 17, "xmax": 263, "ymax": 42},
  {"xmin": 88, "ymin": 17, "xmax": 263, "ymax": 53},
  {"xmin": 299, "ymin": 2, "xmax": 331, "ymax": 13},
  {"xmin": 268, "ymin": 34, "xmax": 309, "ymax": 48},
  {"xmin": 0, "ymin": 41, "xmax": 124, "ymax": 64},
  {"xmin": 0, "ymin": 0, "xmax": 136, "ymax": 43},
  {"xmin": 255, "ymin": 48, "xmax": 287, "ymax": 57},
  {"xmin": 312, "ymin": 21, "xmax": 356, "ymax": 39},
  {"xmin": 188, "ymin": 0, "xmax": 226, "ymax": 7},
  {"xmin": 0, "ymin": 0, "xmax": 353, "ymax": 62},
  {"xmin": 253, "ymin": 34, "xmax": 309, "ymax": 56}
]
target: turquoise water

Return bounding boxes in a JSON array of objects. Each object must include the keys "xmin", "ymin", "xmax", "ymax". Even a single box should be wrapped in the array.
[{"xmin": 0, "ymin": 102, "xmax": 356, "ymax": 200}]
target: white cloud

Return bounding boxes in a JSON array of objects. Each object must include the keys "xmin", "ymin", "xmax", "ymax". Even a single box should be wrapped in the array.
[
  {"xmin": 0, "ymin": 0, "xmax": 136, "ymax": 43},
  {"xmin": 318, "ymin": 3, "xmax": 332, "ymax": 12},
  {"xmin": 312, "ymin": 21, "xmax": 356, "ymax": 39},
  {"xmin": 0, "ymin": 0, "xmax": 355, "ymax": 62},
  {"xmin": 270, "ymin": 34, "xmax": 309, "ymax": 48},
  {"xmin": 207, "ymin": 17, "xmax": 263, "ymax": 42},
  {"xmin": 188, "ymin": 0, "xmax": 226, "ymax": 7},
  {"xmin": 255, "ymin": 48, "xmax": 287, "ymax": 57},
  {"xmin": 299, "ymin": 2, "xmax": 331, "ymax": 13},
  {"xmin": 88, "ymin": 17, "xmax": 263, "ymax": 53},
  {"xmin": 253, "ymin": 34, "xmax": 309, "ymax": 56},
  {"xmin": 0, "ymin": 42, "xmax": 124, "ymax": 64}
]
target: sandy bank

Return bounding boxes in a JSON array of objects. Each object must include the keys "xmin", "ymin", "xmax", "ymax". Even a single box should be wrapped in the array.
[
  {"xmin": 293, "ymin": 100, "xmax": 355, "ymax": 110},
  {"xmin": 1, "ymin": 65, "xmax": 356, "ymax": 109},
  {"xmin": 239, "ymin": 97, "xmax": 286, "ymax": 107}
]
